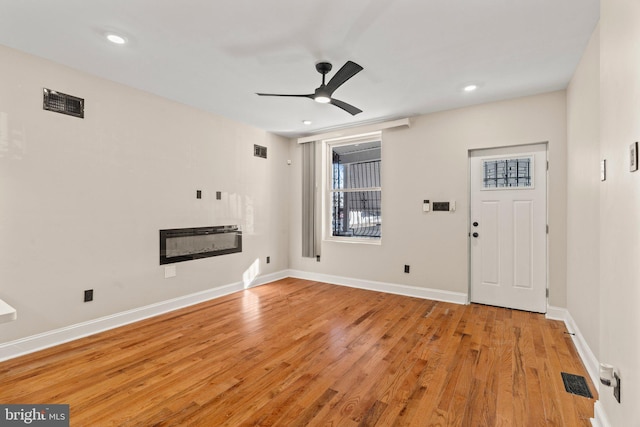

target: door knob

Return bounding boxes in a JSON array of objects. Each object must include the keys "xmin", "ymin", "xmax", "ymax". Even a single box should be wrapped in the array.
[
  {"xmin": 472, "ymin": 232, "xmax": 479, "ymax": 238},
  {"xmin": 473, "ymin": 222, "xmax": 479, "ymax": 227}
]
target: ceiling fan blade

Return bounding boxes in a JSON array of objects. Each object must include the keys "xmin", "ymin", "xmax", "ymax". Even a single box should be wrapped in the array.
[
  {"xmin": 330, "ymin": 98, "xmax": 362, "ymax": 115},
  {"xmin": 256, "ymin": 93, "xmax": 313, "ymax": 98},
  {"xmin": 325, "ymin": 61, "xmax": 363, "ymax": 96}
]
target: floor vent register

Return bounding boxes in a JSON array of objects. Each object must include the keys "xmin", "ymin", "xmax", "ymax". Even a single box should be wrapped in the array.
[{"xmin": 561, "ymin": 372, "xmax": 593, "ymax": 398}]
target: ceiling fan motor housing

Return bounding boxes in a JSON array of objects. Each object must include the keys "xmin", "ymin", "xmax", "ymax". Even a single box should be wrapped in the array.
[{"xmin": 316, "ymin": 62, "xmax": 333, "ymax": 75}]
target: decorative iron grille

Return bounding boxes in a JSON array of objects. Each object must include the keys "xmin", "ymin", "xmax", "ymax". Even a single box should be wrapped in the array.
[
  {"xmin": 483, "ymin": 157, "xmax": 532, "ymax": 189},
  {"xmin": 331, "ymin": 159, "xmax": 381, "ymax": 238}
]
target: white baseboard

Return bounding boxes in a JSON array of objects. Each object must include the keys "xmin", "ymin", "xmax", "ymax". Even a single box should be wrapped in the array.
[
  {"xmin": 590, "ymin": 401, "xmax": 611, "ymax": 427},
  {"xmin": 0, "ymin": 270, "xmax": 289, "ymax": 363},
  {"xmin": 246, "ymin": 270, "xmax": 290, "ymax": 288},
  {"xmin": 286, "ymin": 269, "xmax": 468, "ymax": 305},
  {"xmin": 546, "ymin": 306, "xmax": 599, "ymax": 387},
  {"xmin": 546, "ymin": 306, "xmax": 610, "ymax": 427}
]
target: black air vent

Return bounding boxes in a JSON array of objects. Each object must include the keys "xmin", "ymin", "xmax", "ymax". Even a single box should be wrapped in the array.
[
  {"xmin": 254, "ymin": 144, "xmax": 267, "ymax": 159},
  {"xmin": 561, "ymin": 372, "xmax": 593, "ymax": 398},
  {"xmin": 43, "ymin": 88, "xmax": 84, "ymax": 118}
]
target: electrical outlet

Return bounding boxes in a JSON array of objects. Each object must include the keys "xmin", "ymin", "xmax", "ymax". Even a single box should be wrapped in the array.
[
  {"xmin": 266, "ymin": 256, "xmax": 270, "ymax": 264},
  {"xmin": 164, "ymin": 265, "xmax": 177, "ymax": 278},
  {"xmin": 404, "ymin": 265, "xmax": 410, "ymax": 273},
  {"xmin": 216, "ymin": 191, "xmax": 222, "ymax": 200},
  {"xmin": 84, "ymin": 289, "xmax": 93, "ymax": 302},
  {"xmin": 196, "ymin": 190, "xmax": 202, "ymax": 199}
]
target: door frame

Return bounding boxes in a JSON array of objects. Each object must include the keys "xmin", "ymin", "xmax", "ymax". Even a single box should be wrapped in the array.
[{"xmin": 467, "ymin": 142, "xmax": 549, "ymax": 311}]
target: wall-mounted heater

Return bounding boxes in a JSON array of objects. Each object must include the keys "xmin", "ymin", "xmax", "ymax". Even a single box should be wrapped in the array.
[{"xmin": 160, "ymin": 225, "xmax": 241, "ymax": 265}]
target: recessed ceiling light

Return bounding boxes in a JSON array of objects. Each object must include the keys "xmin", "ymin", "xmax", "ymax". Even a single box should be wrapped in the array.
[
  {"xmin": 302, "ymin": 120, "xmax": 312, "ymax": 125},
  {"xmin": 463, "ymin": 84, "xmax": 478, "ymax": 92},
  {"xmin": 106, "ymin": 33, "xmax": 127, "ymax": 45}
]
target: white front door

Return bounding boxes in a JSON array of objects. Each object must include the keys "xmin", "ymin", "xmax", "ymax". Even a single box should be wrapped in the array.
[{"xmin": 469, "ymin": 144, "xmax": 547, "ymax": 313}]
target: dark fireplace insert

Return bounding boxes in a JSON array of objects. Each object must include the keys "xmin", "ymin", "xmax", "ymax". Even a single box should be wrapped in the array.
[{"xmin": 160, "ymin": 225, "xmax": 242, "ymax": 265}]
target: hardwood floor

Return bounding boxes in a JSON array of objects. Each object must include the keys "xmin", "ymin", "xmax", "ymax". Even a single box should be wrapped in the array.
[{"xmin": 0, "ymin": 278, "xmax": 596, "ymax": 426}]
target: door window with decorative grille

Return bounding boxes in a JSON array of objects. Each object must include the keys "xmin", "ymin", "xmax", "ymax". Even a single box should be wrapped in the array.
[
  {"xmin": 481, "ymin": 156, "xmax": 534, "ymax": 189},
  {"xmin": 327, "ymin": 135, "xmax": 381, "ymax": 241}
]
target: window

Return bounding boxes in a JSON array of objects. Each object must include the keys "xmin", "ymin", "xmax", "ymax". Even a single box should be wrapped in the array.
[
  {"xmin": 326, "ymin": 134, "xmax": 381, "ymax": 241},
  {"xmin": 482, "ymin": 156, "xmax": 534, "ymax": 189}
]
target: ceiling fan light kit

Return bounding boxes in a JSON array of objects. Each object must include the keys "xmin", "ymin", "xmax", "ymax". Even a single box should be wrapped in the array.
[
  {"xmin": 314, "ymin": 94, "xmax": 331, "ymax": 103},
  {"xmin": 257, "ymin": 60, "xmax": 364, "ymax": 115}
]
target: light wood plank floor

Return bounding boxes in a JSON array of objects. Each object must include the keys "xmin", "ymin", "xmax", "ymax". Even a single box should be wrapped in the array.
[{"xmin": 0, "ymin": 278, "xmax": 596, "ymax": 426}]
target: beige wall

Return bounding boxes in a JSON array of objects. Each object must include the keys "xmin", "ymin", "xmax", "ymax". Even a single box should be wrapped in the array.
[
  {"xmin": 3, "ymin": 8, "xmax": 637, "ymax": 421},
  {"xmin": 568, "ymin": 0, "xmax": 640, "ymax": 421},
  {"xmin": 598, "ymin": 0, "xmax": 640, "ymax": 422},
  {"xmin": 289, "ymin": 91, "xmax": 568, "ymax": 306},
  {"xmin": 0, "ymin": 45, "xmax": 290, "ymax": 342},
  {"xmin": 566, "ymin": 25, "xmax": 601, "ymax": 362}
]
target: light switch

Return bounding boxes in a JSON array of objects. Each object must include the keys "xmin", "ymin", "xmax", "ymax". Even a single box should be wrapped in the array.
[{"xmin": 423, "ymin": 200, "xmax": 430, "ymax": 212}]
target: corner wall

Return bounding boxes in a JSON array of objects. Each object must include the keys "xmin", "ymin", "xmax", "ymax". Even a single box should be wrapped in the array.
[
  {"xmin": 0, "ymin": 45, "xmax": 290, "ymax": 343},
  {"xmin": 597, "ymin": 0, "xmax": 640, "ymax": 422},
  {"xmin": 566, "ymin": 25, "xmax": 601, "ymax": 365},
  {"xmin": 289, "ymin": 92, "xmax": 568, "ymax": 306}
]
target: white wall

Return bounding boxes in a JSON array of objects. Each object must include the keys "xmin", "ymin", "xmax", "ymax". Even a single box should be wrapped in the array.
[
  {"xmin": 0, "ymin": 45, "xmax": 290, "ymax": 343},
  {"xmin": 566, "ymin": 26, "xmax": 601, "ymax": 361},
  {"xmin": 598, "ymin": 0, "xmax": 640, "ymax": 422},
  {"xmin": 289, "ymin": 91, "xmax": 568, "ymax": 306}
]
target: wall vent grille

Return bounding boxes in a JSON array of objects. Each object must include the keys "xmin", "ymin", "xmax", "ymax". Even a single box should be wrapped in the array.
[
  {"xmin": 43, "ymin": 88, "xmax": 84, "ymax": 118},
  {"xmin": 254, "ymin": 144, "xmax": 267, "ymax": 159}
]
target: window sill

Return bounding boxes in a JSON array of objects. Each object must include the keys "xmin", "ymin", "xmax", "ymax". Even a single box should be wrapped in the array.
[{"xmin": 324, "ymin": 236, "xmax": 382, "ymax": 245}]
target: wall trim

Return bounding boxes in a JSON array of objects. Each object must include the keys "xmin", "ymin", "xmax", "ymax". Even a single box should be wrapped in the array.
[
  {"xmin": 590, "ymin": 401, "xmax": 611, "ymax": 427},
  {"xmin": 287, "ymin": 269, "xmax": 468, "ymax": 304},
  {"xmin": 546, "ymin": 306, "xmax": 608, "ymax": 427},
  {"xmin": 546, "ymin": 306, "xmax": 599, "ymax": 386},
  {"xmin": 0, "ymin": 270, "xmax": 289, "ymax": 363}
]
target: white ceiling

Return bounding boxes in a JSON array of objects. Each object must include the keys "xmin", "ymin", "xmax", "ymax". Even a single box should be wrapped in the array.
[{"xmin": 0, "ymin": 0, "xmax": 599, "ymax": 138}]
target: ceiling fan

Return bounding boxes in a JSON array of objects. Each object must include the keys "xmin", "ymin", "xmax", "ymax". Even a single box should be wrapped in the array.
[{"xmin": 257, "ymin": 61, "xmax": 364, "ymax": 115}]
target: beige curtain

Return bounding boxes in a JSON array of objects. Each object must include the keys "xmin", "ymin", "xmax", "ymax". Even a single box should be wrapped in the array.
[{"xmin": 301, "ymin": 141, "xmax": 320, "ymax": 258}]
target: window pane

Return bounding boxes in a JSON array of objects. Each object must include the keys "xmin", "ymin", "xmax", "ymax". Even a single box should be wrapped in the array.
[
  {"xmin": 332, "ymin": 141, "xmax": 381, "ymax": 189},
  {"xmin": 483, "ymin": 157, "xmax": 533, "ymax": 189},
  {"xmin": 330, "ymin": 190, "xmax": 381, "ymax": 238},
  {"xmin": 328, "ymin": 136, "xmax": 382, "ymax": 241}
]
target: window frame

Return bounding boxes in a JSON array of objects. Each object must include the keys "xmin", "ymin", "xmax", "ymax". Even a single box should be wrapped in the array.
[{"xmin": 323, "ymin": 132, "xmax": 382, "ymax": 244}]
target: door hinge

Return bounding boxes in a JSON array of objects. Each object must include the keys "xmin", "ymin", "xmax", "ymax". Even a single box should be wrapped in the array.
[
  {"xmin": 546, "ymin": 224, "xmax": 549, "ymax": 234},
  {"xmin": 547, "ymin": 160, "xmax": 549, "ymax": 171},
  {"xmin": 546, "ymin": 288, "xmax": 549, "ymax": 298}
]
